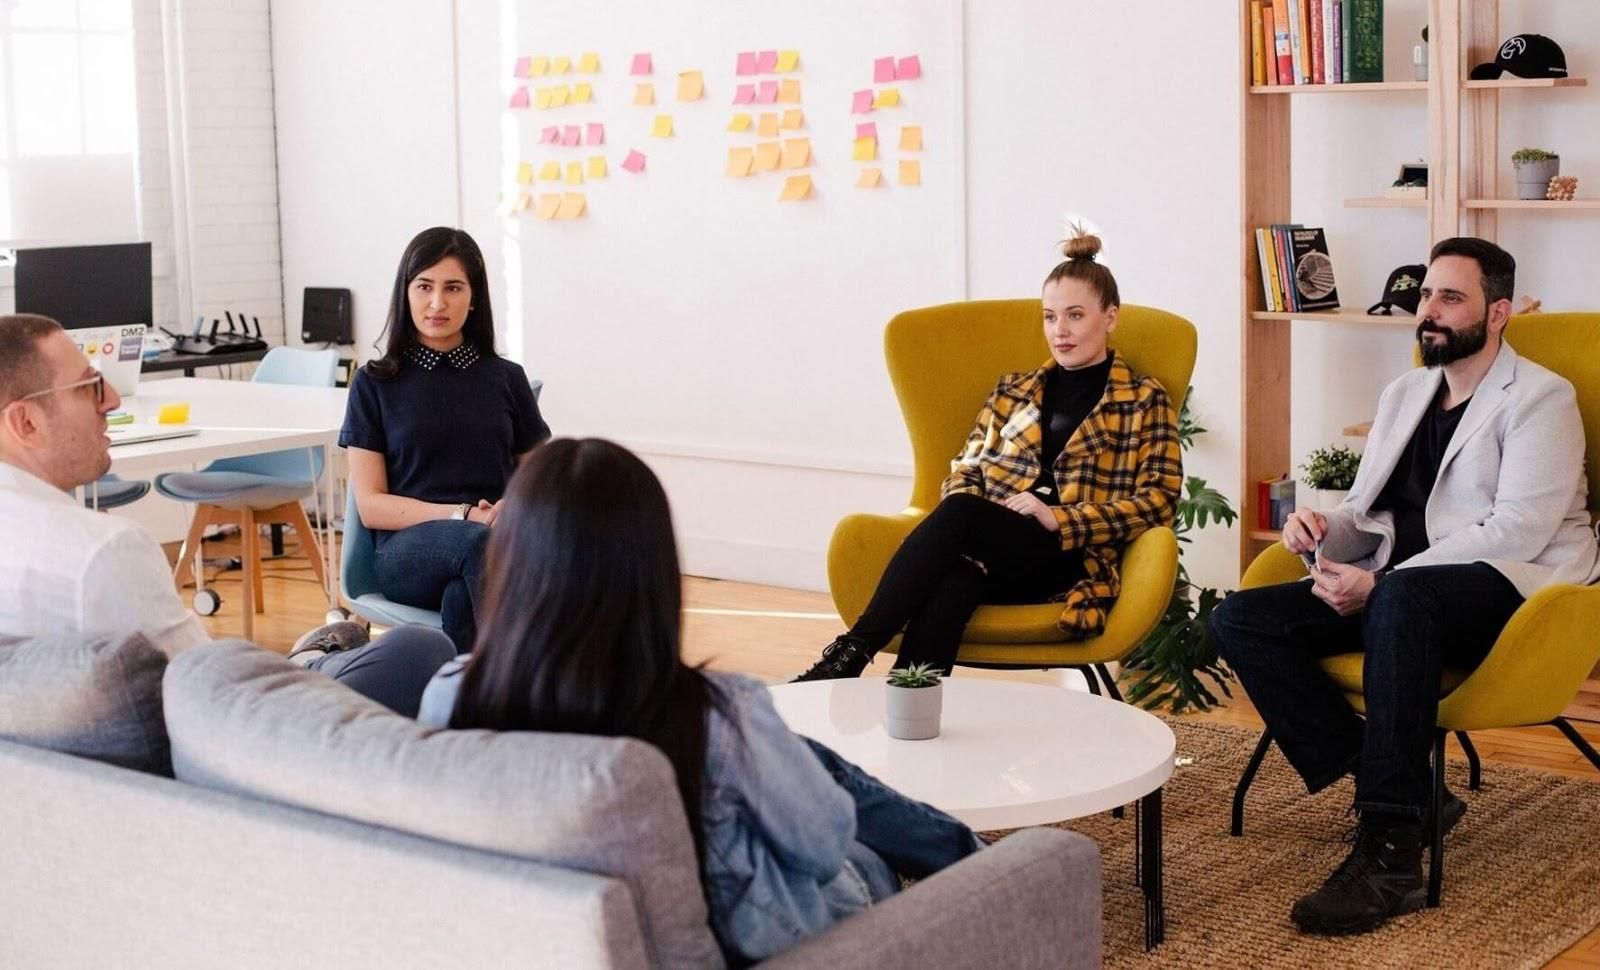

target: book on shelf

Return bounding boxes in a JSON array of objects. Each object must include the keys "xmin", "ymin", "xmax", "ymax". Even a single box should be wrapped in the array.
[
  {"xmin": 1272, "ymin": 224, "xmax": 1302, "ymax": 311},
  {"xmin": 1251, "ymin": 2, "xmax": 1266, "ymax": 86},
  {"xmin": 1254, "ymin": 228, "xmax": 1281, "ymax": 311},
  {"xmin": 1288, "ymin": 227, "xmax": 1341, "ymax": 312},
  {"xmin": 1287, "ymin": 0, "xmax": 1305, "ymax": 84},
  {"xmin": 1341, "ymin": 0, "xmax": 1353, "ymax": 79},
  {"xmin": 1262, "ymin": 4, "xmax": 1280, "ymax": 84},
  {"xmin": 1256, "ymin": 474, "xmax": 1295, "ymax": 530},
  {"xmin": 1327, "ymin": 0, "xmax": 1343, "ymax": 83},
  {"xmin": 1310, "ymin": 0, "xmax": 1325, "ymax": 84},
  {"xmin": 1347, "ymin": 0, "xmax": 1382, "ymax": 82},
  {"xmin": 1296, "ymin": 0, "xmax": 1313, "ymax": 83},
  {"xmin": 1273, "ymin": 2, "xmax": 1293, "ymax": 85}
]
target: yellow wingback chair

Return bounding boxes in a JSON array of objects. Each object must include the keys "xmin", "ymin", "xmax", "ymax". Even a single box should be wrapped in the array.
[
  {"xmin": 826, "ymin": 299, "xmax": 1198, "ymax": 695},
  {"xmin": 1230, "ymin": 312, "xmax": 1600, "ymax": 907}
]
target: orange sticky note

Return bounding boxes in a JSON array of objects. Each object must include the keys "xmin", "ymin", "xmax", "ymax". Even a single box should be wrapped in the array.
[
  {"xmin": 565, "ymin": 161, "xmax": 584, "ymax": 186},
  {"xmin": 539, "ymin": 161, "xmax": 561, "ymax": 181},
  {"xmin": 550, "ymin": 85, "xmax": 571, "ymax": 107},
  {"xmin": 856, "ymin": 167, "xmax": 883, "ymax": 188},
  {"xmin": 775, "ymin": 49, "xmax": 800, "ymax": 72},
  {"xmin": 874, "ymin": 87, "xmax": 901, "ymax": 108},
  {"xmin": 513, "ymin": 192, "xmax": 531, "ymax": 212},
  {"xmin": 578, "ymin": 51, "xmax": 600, "ymax": 74},
  {"xmin": 781, "ymin": 137, "xmax": 810, "ymax": 169},
  {"xmin": 552, "ymin": 55, "xmax": 572, "ymax": 74},
  {"xmin": 652, "ymin": 114, "xmax": 673, "ymax": 137},
  {"xmin": 572, "ymin": 82, "xmax": 593, "ymax": 104},
  {"xmin": 634, "ymin": 82, "xmax": 655, "ymax": 105},
  {"xmin": 757, "ymin": 112, "xmax": 780, "ymax": 137},
  {"xmin": 555, "ymin": 192, "xmax": 586, "ymax": 219},
  {"xmin": 777, "ymin": 78, "xmax": 801, "ymax": 103},
  {"xmin": 516, "ymin": 162, "xmax": 533, "ymax": 184},
  {"xmin": 753, "ymin": 141, "xmax": 781, "ymax": 172},
  {"xmin": 781, "ymin": 109, "xmax": 804, "ymax": 130},
  {"xmin": 727, "ymin": 113, "xmax": 753, "ymax": 133},
  {"xmin": 726, "ymin": 147, "xmax": 754, "ymax": 177},
  {"xmin": 851, "ymin": 137, "xmax": 876, "ymax": 162},
  {"xmin": 677, "ymin": 70, "xmax": 704, "ymax": 101},
  {"xmin": 529, "ymin": 56, "xmax": 550, "ymax": 77},
  {"xmin": 587, "ymin": 155, "xmax": 607, "ymax": 179},
  {"xmin": 899, "ymin": 125, "xmax": 923, "ymax": 151},
  {"xmin": 535, "ymin": 194, "xmax": 561, "ymax": 219},
  {"xmin": 898, "ymin": 159, "xmax": 921, "ymax": 186},
  {"xmin": 779, "ymin": 174, "xmax": 812, "ymax": 201}
]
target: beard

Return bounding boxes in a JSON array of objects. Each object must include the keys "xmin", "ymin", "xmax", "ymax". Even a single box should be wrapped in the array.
[{"xmin": 1416, "ymin": 315, "xmax": 1489, "ymax": 367}]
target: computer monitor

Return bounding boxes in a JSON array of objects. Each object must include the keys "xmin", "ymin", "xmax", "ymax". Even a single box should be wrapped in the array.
[{"xmin": 14, "ymin": 242, "xmax": 153, "ymax": 331}]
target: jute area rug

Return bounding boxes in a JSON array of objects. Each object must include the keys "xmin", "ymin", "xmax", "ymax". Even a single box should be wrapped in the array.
[{"xmin": 997, "ymin": 719, "xmax": 1600, "ymax": 969}]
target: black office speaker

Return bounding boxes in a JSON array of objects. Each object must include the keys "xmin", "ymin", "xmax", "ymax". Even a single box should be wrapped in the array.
[{"xmin": 302, "ymin": 287, "xmax": 353, "ymax": 345}]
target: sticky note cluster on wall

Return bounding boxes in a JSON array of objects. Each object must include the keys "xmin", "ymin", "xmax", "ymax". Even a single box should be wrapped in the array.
[
  {"xmin": 726, "ymin": 49, "xmax": 811, "ymax": 202},
  {"xmin": 853, "ymin": 54, "xmax": 924, "ymax": 189},
  {"xmin": 508, "ymin": 52, "xmax": 602, "ymax": 110}
]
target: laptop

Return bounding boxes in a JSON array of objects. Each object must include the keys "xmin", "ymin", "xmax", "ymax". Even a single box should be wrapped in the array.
[
  {"xmin": 107, "ymin": 423, "xmax": 199, "ymax": 447},
  {"xmin": 72, "ymin": 324, "xmax": 147, "ymax": 398}
]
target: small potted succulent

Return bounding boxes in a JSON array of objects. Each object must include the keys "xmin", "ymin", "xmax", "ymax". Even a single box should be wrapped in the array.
[
  {"xmin": 1300, "ymin": 444, "xmax": 1361, "ymax": 510},
  {"xmin": 885, "ymin": 663, "xmax": 943, "ymax": 740},
  {"xmin": 1512, "ymin": 148, "xmax": 1561, "ymax": 200}
]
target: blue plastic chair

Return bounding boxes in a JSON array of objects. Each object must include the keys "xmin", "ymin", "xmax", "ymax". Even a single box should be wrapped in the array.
[
  {"xmin": 340, "ymin": 488, "xmax": 444, "ymax": 630},
  {"xmin": 84, "ymin": 474, "xmax": 150, "ymax": 510},
  {"xmin": 157, "ymin": 347, "xmax": 340, "ymax": 638}
]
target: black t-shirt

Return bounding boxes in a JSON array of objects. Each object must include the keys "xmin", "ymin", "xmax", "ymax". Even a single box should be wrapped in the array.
[
  {"xmin": 1371, "ymin": 382, "xmax": 1470, "ymax": 566},
  {"xmin": 1026, "ymin": 354, "xmax": 1115, "ymax": 504},
  {"xmin": 339, "ymin": 350, "xmax": 550, "ymax": 541}
]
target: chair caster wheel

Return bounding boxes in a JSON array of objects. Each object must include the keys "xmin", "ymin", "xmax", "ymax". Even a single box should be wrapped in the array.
[
  {"xmin": 323, "ymin": 607, "xmax": 351, "ymax": 625},
  {"xmin": 193, "ymin": 589, "xmax": 222, "ymax": 616}
]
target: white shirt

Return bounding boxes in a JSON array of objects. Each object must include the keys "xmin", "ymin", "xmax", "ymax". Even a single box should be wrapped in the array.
[{"xmin": 0, "ymin": 461, "xmax": 209, "ymax": 657}]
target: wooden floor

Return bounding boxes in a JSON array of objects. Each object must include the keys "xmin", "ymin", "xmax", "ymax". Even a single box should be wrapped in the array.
[{"xmin": 172, "ymin": 528, "xmax": 1600, "ymax": 968}]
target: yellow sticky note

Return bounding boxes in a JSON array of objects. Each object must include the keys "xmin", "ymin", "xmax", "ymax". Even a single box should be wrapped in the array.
[
  {"xmin": 776, "ymin": 49, "xmax": 800, "ymax": 72},
  {"xmin": 578, "ymin": 51, "xmax": 600, "ymax": 74},
  {"xmin": 757, "ymin": 112, "xmax": 780, "ymax": 137},
  {"xmin": 530, "ymin": 56, "xmax": 550, "ymax": 76},
  {"xmin": 898, "ymin": 159, "xmax": 921, "ymax": 186},
  {"xmin": 753, "ymin": 141, "xmax": 781, "ymax": 172},
  {"xmin": 781, "ymin": 137, "xmax": 810, "ymax": 169},
  {"xmin": 652, "ymin": 114, "xmax": 673, "ymax": 137},
  {"xmin": 516, "ymin": 162, "xmax": 533, "ymax": 184},
  {"xmin": 587, "ymin": 155, "xmax": 607, "ymax": 179},
  {"xmin": 535, "ymin": 194, "xmax": 561, "ymax": 219},
  {"xmin": 535, "ymin": 88, "xmax": 553, "ymax": 109},
  {"xmin": 856, "ymin": 167, "xmax": 882, "ymax": 189},
  {"xmin": 781, "ymin": 109, "xmax": 804, "ymax": 130},
  {"xmin": 726, "ymin": 147, "xmax": 754, "ymax": 178},
  {"xmin": 157, "ymin": 401, "xmax": 190, "ymax": 424},
  {"xmin": 634, "ymin": 82, "xmax": 655, "ymax": 106},
  {"xmin": 778, "ymin": 78, "xmax": 801, "ymax": 104},
  {"xmin": 851, "ymin": 137, "xmax": 876, "ymax": 162},
  {"xmin": 727, "ymin": 113, "xmax": 752, "ymax": 133},
  {"xmin": 565, "ymin": 161, "xmax": 584, "ymax": 186},
  {"xmin": 779, "ymin": 174, "xmax": 812, "ymax": 202},
  {"xmin": 550, "ymin": 85, "xmax": 571, "ymax": 107},
  {"xmin": 514, "ymin": 192, "xmax": 532, "ymax": 212},
  {"xmin": 552, "ymin": 55, "xmax": 572, "ymax": 74},
  {"xmin": 572, "ymin": 82, "xmax": 592, "ymax": 104},
  {"xmin": 677, "ymin": 70, "xmax": 704, "ymax": 102},
  {"xmin": 539, "ymin": 161, "xmax": 561, "ymax": 181},
  {"xmin": 556, "ymin": 192, "xmax": 586, "ymax": 219},
  {"xmin": 899, "ymin": 125, "xmax": 923, "ymax": 151},
  {"xmin": 875, "ymin": 87, "xmax": 901, "ymax": 108}
]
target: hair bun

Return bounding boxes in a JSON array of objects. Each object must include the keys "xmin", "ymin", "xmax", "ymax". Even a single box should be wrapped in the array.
[{"xmin": 1061, "ymin": 231, "xmax": 1103, "ymax": 262}]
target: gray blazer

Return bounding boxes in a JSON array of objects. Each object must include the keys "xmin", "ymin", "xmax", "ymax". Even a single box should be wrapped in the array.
[{"xmin": 1320, "ymin": 340, "xmax": 1600, "ymax": 597}]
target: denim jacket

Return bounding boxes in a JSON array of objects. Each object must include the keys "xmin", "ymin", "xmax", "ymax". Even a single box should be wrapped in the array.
[{"xmin": 418, "ymin": 664, "xmax": 868, "ymax": 963}]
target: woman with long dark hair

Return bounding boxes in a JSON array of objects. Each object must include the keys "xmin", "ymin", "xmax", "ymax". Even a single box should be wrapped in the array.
[
  {"xmin": 418, "ymin": 439, "xmax": 980, "ymax": 963},
  {"xmin": 338, "ymin": 227, "xmax": 549, "ymax": 652}
]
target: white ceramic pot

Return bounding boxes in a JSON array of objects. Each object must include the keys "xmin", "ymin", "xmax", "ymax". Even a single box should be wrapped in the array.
[
  {"xmin": 885, "ymin": 682, "xmax": 943, "ymax": 740},
  {"xmin": 1514, "ymin": 157, "xmax": 1560, "ymax": 200},
  {"xmin": 1308, "ymin": 487, "xmax": 1350, "ymax": 511}
]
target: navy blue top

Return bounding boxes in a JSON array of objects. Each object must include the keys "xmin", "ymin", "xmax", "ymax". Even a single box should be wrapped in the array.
[{"xmin": 338, "ymin": 350, "xmax": 549, "ymax": 541}]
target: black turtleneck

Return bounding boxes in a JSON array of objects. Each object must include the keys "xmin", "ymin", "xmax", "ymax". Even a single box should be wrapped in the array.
[{"xmin": 1025, "ymin": 354, "xmax": 1115, "ymax": 504}]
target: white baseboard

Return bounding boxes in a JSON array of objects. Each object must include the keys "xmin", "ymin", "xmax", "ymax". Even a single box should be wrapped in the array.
[{"xmin": 679, "ymin": 534, "xmax": 831, "ymax": 593}]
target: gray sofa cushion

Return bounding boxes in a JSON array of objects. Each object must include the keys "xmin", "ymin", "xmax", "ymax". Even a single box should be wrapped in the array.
[
  {"xmin": 163, "ymin": 641, "xmax": 723, "ymax": 970},
  {"xmin": 0, "ymin": 632, "xmax": 170, "ymax": 774}
]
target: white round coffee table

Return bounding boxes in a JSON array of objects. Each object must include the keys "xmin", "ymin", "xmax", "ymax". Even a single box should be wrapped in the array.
[{"xmin": 770, "ymin": 677, "xmax": 1175, "ymax": 947}]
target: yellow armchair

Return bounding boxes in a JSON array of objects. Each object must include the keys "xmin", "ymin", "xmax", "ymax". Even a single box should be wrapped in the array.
[
  {"xmin": 826, "ymin": 299, "xmax": 1198, "ymax": 694},
  {"xmin": 1230, "ymin": 312, "xmax": 1600, "ymax": 908}
]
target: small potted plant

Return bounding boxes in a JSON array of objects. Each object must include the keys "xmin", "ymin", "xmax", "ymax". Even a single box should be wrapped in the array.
[
  {"xmin": 1300, "ymin": 444, "xmax": 1361, "ymax": 510},
  {"xmin": 1512, "ymin": 148, "xmax": 1561, "ymax": 200},
  {"xmin": 885, "ymin": 663, "xmax": 943, "ymax": 740}
]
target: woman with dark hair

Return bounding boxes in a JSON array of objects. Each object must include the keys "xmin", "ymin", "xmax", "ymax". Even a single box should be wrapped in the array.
[
  {"xmin": 339, "ymin": 227, "xmax": 549, "ymax": 653},
  {"xmin": 417, "ymin": 438, "xmax": 981, "ymax": 964},
  {"xmin": 795, "ymin": 228, "xmax": 1184, "ymax": 680}
]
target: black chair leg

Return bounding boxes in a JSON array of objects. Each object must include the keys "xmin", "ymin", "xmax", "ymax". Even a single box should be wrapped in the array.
[
  {"xmin": 1454, "ymin": 731, "xmax": 1482, "ymax": 791},
  {"xmin": 1074, "ymin": 665, "xmax": 1102, "ymax": 696},
  {"xmin": 1428, "ymin": 730, "xmax": 1446, "ymax": 908},
  {"xmin": 1552, "ymin": 718, "xmax": 1600, "ymax": 772},
  {"xmin": 1231, "ymin": 730, "xmax": 1274, "ymax": 837},
  {"xmin": 1093, "ymin": 663, "xmax": 1125, "ymax": 703}
]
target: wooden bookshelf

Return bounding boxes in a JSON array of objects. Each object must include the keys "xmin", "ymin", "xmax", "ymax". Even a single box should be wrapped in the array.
[
  {"xmin": 1249, "ymin": 307, "xmax": 1415, "ymax": 326},
  {"xmin": 1463, "ymin": 199, "xmax": 1600, "ymax": 210},
  {"xmin": 1463, "ymin": 76, "xmax": 1587, "ymax": 89},
  {"xmin": 1345, "ymin": 196, "xmax": 1427, "ymax": 208},
  {"xmin": 1248, "ymin": 80, "xmax": 1428, "ymax": 94}
]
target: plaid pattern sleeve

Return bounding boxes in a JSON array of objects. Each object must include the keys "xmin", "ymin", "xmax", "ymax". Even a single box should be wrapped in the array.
[
  {"xmin": 940, "ymin": 379, "xmax": 1011, "ymax": 499},
  {"xmin": 1050, "ymin": 380, "xmax": 1182, "ymax": 551}
]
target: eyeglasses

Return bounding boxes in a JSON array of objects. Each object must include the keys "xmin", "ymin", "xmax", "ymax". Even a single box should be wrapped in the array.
[{"xmin": 16, "ymin": 372, "xmax": 106, "ymax": 405}]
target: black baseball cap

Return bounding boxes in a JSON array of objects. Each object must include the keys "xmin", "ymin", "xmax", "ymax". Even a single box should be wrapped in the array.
[
  {"xmin": 1470, "ymin": 34, "xmax": 1568, "ymax": 80},
  {"xmin": 1368, "ymin": 264, "xmax": 1426, "ymax": 316}
]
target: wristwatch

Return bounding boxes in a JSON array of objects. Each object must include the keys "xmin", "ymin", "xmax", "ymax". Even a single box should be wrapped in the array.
[{"xmin": 450, "ymin": 502, "xmax": 472, "ymax": 521}]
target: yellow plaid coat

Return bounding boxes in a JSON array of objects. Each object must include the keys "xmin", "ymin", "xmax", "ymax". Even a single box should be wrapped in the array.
[{"xmin": 941, "ymin": 352, "xmax": 1183, "ymax": 638}]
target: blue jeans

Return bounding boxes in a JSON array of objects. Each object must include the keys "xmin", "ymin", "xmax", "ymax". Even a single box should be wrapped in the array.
[
  {"xmin": 308, "ymin": 625, "xmax": 457, "ymax": 718},
  {"xmin": 1210, "ymin": 563, "xmax": 1523, "ymax": 820},
  {"xmin": 802, "ymin": 737, "xmax": 982, "ymax": 899},
  {"xmin": 374, "ymin": 520, "xmax": 489, "ymax": 653}
]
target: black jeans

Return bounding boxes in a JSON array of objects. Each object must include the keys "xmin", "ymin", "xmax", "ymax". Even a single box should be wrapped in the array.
[
  {"xmin": 374, "ymin": 520, "xmax": 489, "ymax": 653},
  {"xmin": 308, "ymin": 625, "xmax": 457, "ymax": 719},
  {"xmin": 849, "ymin": 492, "xmax": 1085, "ymax": 673},
  {"xmin": 1210, "ymin": 563, "xmax": 1523, "ymax": 820}
]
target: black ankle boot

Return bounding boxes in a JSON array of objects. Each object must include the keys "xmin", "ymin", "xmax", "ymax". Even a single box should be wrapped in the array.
[
  {"xmin": 1291, "ymin": 816, "xmax": 1426, "ymax": 936},
  {"xmin": 792, "ymin": 635, "xmax": 875, "ymax": 682}
]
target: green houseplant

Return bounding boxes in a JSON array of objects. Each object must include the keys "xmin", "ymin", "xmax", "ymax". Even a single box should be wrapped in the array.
[
  {"xmin": 885, "ymin": 663, "xmax": 943, "ymax": 740},
  {"xmin": 1512, "ymin": 147, "xmax": 1560, "ymax": 200},
  {"xmin": 1301, "ymin": 443, "xmax": 1361, "ymax": 510}
]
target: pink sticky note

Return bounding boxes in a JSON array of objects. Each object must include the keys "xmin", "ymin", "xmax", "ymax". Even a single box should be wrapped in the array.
[
  {"xmin": 586, "ymin": 122, "xmax": 605, "ymax": 145},
  {"xmin": 856, "ymin": 122, "xmax": 878, "ymax": 140},
  {"xmin": 757, "ymin": 80, "xmax": 779, "ymax": 104},
  {"xmin": 509, "ymin": 87, "xmax": 530, "ymax": 109},
  {"xmin": 513, "ymin": 56, "xmax": 530, "ymax": 77},
  {"xmin": 621, "ymin": 149, "xmax": 646, "ymax": 173},
  {"xmin": 756, "ymin": 49, "xmax": 778, "ymax": 73},
  {"xmin": 897, "ymin": 55, "xmax": 922, "ymax": 80},
  {"xmin": 873, "ymin": 56, "xmax": 896, "ymax": 83},
  {"xmin": 851, "ymin": 89, "xmax": 875, "ymax": 114},
  {"xmin": 734, "ymin": 83, "xmax": 756, "ymax": 105},
  {"xmin": 561, "ymin": 125, "xmax": 581, "ymax": 147},
  {"xmin": 737, "ymin": 51, "xmax": 758, "ymax": 76},
  {"xmin": 630, "ymin": 52, "xmax": 652, "ymax": 75},
  {"xmin": 540, "ymin": 125, "xmax": 560, "ymax": 144}
]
